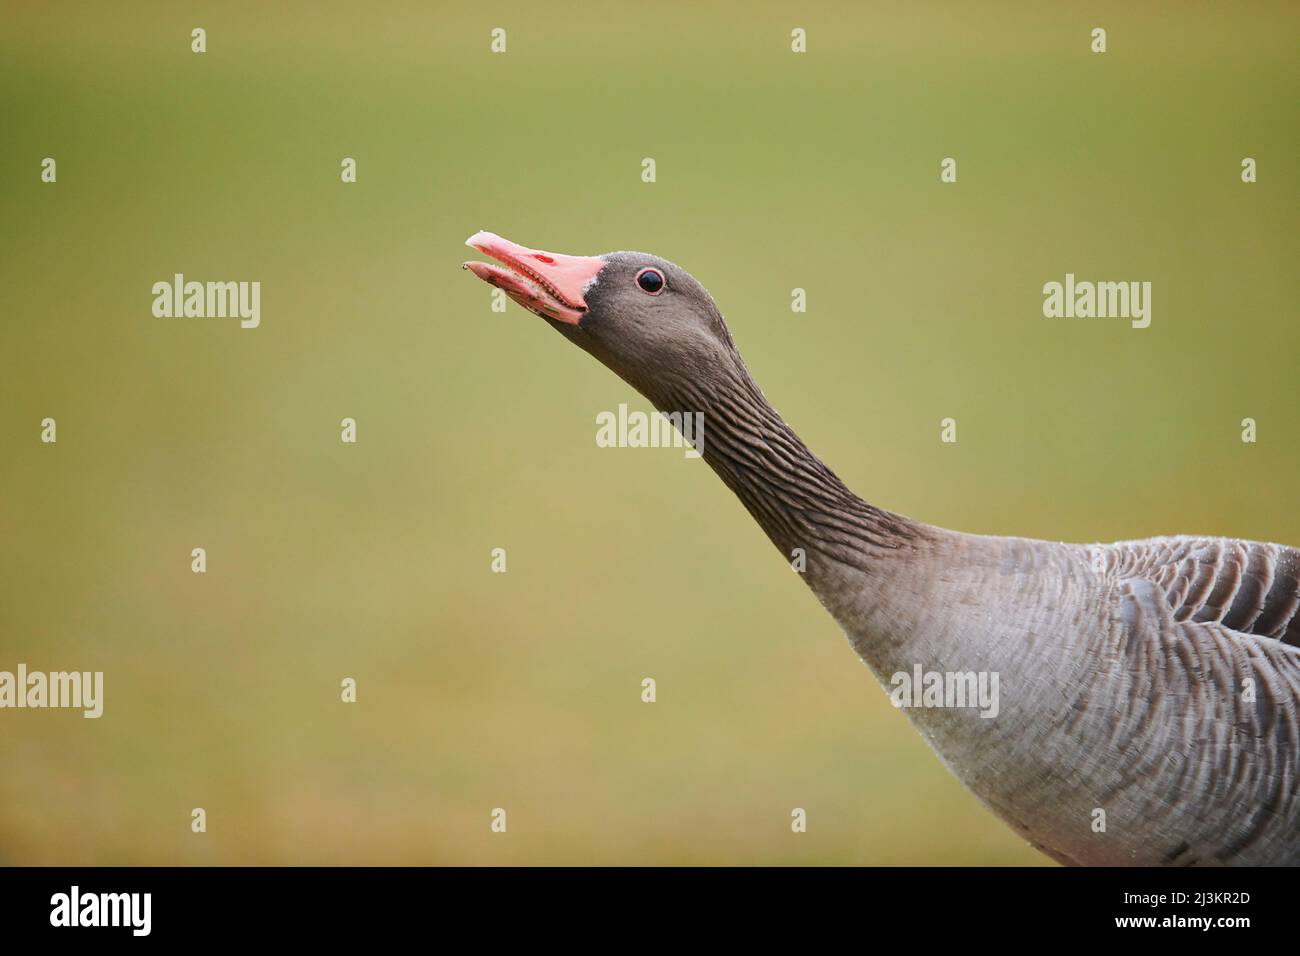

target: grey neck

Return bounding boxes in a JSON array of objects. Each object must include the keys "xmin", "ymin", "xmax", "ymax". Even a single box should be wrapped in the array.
[{"xmin": 651, "ymin": 353, "xmax": 925, "ymax": 589}]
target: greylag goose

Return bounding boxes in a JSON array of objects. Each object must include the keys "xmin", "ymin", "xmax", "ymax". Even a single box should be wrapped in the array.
[{"xmin": 463, "ymin": 230, "xmax": 1300, "ymax": 866}]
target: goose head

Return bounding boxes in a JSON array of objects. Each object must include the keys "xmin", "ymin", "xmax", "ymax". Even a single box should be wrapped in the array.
[{"xmin": 463, "ymin": 231, "xmax": 739, "ymax": 406}]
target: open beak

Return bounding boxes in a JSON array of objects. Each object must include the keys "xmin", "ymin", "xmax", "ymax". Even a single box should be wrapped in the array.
[{"xmin": 463, "ymin": 231, "xmax": 606, "ymax": 325}]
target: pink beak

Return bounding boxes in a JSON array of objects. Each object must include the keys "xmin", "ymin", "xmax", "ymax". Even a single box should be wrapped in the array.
[{"xmin": 463, "ymin": 231, "xmax": 606, "ymax": 325}]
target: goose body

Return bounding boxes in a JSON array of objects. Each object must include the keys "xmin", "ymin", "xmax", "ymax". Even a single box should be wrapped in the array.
[
  {"xmin": 827, "ymin": 530, "xmax": 1300, "ymax": 865},
  {"xmin": 463, "ymin": 231, "xmax": 1300, "ymax": 865}
]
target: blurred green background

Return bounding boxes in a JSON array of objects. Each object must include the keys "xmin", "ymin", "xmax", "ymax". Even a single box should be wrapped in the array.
[{"xmin": 1, "ymin": 1, "xmax": 1296, "ymax": 865}]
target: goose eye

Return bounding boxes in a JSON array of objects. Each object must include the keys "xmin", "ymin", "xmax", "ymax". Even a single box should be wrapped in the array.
[{"xmin": 635, "ymin": 267, "xmax": 665, "ymax": 295}]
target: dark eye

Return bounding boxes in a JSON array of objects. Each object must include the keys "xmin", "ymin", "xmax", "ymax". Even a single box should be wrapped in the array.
[{"xmin": 635, "ymin": 267, "xmax": 665, "ymax": 295}]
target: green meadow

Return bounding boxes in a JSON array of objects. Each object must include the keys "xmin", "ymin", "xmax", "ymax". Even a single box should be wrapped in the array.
[{"xmin": 1, "ymin": 1, "xmax": 1296, "ymax": 864}]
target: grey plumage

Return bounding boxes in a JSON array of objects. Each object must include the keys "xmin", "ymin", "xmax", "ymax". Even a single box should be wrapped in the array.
[
  {"xmin": 819, "ymin": 529, "xmax": 1300, "ymax": 865},
  {"xmin": 465, "ymin": 235, "xmax": 1300, "ymax": 865}
]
